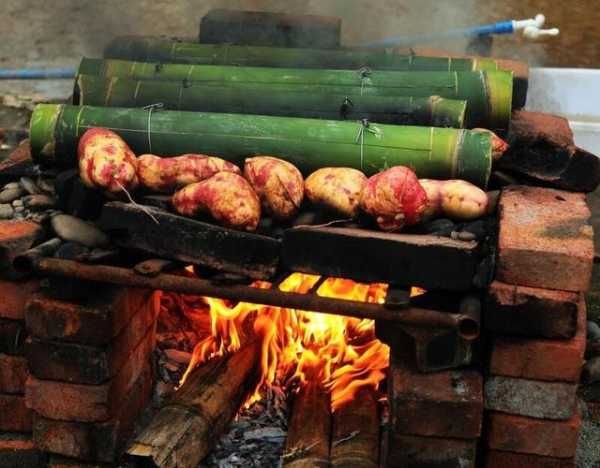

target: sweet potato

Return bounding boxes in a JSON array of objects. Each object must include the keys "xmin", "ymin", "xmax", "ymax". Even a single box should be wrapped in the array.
[
  {"xmin": 172, "ymin": 172, "xmax": 260, "ymax": 231},
  {"xmin": 360, "ymin": 166, "xmax": 428, "ymax": 231},
  {"xmin": 244, "ymin": 156, "xmax": 304, "ymax": 220},
  {"xmin": 439, "ymin": 180, "xmax": 488, "ymax": 220},
  {"xmin": 418, "ymin": 179, "xmax": 444, "ymax": 220},
  {"xmin": 77, "ymin": 128, "xmax": 138, "ymax": 194},
  {"xmin": 137, "ymin": 154, "xmax": 240, "ymax": 193},
  {"xmin": 305, "ymin": 168, "xmax": 367, "ymax": 218}
]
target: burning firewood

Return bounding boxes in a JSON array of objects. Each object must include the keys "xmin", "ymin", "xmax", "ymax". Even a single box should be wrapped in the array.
[
  {"xmin": 126, "ymin": 340, "xmax": 260, "ymax": 468},
  {"xmin": 282, "ymin": 374, "xmax": 332, "ymax": 467},
  {"xmin": 330, "ymin": 386, "xmax": 380, "ymax": 468}
]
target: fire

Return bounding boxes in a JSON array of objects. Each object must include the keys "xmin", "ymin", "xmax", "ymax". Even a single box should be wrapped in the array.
[{"xmin": 172, "ymin": 272, "xmax": 389, "ymax": 411}]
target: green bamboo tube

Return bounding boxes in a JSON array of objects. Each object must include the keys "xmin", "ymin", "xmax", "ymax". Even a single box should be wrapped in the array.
[
  {"xmin": 30, "ymin": 104, "xmax": 493, "ymax": 187},
  {"xmin": 78, "ymin": 58, "xmax": 512, "ymax": 129},
  {"xmin": 104, "ymin": 35, "xmax": 499, "ymax": 72},
  {"xmin": 74, "ymin": 74, "xmax": 467, "ymax": 128}
]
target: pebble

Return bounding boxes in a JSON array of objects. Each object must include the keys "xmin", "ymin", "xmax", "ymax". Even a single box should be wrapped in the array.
[
  {"xmin": 0, "ymin": 204, "xmax": 14, "ymax": 219},
  {"xmin": 14, "ymin": 206, "xmax": 24, "ymax": 213},
  {"xmin": 20, "ymin": 177, "xmax": 41, "ymax": 195},
  {"xmin": 54, "ymin": 242, "xmax": 90, "ymax": 261},
  {"xmin": 37, "ymin": 179, "xmax": 55, "ymax": 194},
  {"xmin": 588, "ymin": 320, "xmax": 600, "ymax": 342},
  {"xmin": 0, "ymin": 187, "xmax": 24, "ymax": 203},
  {"xmin": 451, "ymin": 230, "xmax": 477, "ymax": 242},
  {"xmin": 3, "ymin": 182, "xmax": 20, "ymax": 191},
  {"xmin": 23, "ymin": 194, "xmax": 56, "ymax": 211},
  {"xmin": 51, "ymin": 214, "xmax": 109, "ymax": 247},
  {"xmin": 28, "ymin": 212, "xmax": 51, "ymax": 224},
  {"xmin": 420, "ymin": 218, "xmax": 455, "ymax": 236},
  {"xmin": 11, "ymin": 199, "xmax": 23, "ymax": 208}
]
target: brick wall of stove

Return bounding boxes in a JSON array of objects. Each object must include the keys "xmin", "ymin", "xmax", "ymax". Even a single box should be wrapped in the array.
[{"xmin": 0, "ymin": 219, "xmax": 158, "ymax": 466}]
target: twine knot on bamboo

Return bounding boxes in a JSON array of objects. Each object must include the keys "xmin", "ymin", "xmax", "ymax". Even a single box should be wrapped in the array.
[
  {"xmin": 355, "ymin": 119, "xmax": 380, "ymax": 170},
  {"xmin": 143, "ymin": 103, "xmax": 164, "ymax": 154}
]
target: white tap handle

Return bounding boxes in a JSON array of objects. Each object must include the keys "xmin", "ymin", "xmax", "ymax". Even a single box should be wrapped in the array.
[
  {"xmin": 523, "ymin": 26, "xmax": 560, "ymax": 40},
  {"xmin": 513, "ymin": 13, "xmax": 546, "ymax": 31}
]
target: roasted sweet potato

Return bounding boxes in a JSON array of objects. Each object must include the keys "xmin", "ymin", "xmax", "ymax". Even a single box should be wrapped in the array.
[
  {"xmin": 439, "ymin": 179, "xmax": 488, "ymax": 220},
  {"xmin": 138, "ymin": 154, "xmax": 240, "ymax": 193},
  {"xmin": 244, "ymin": 156, "xmax": 304, "ymax": 220},
  {"xmin": 77, "ymin": 128, "xmax": 138, "ymax": 194},
  {"xmin": 172, "ymin": 172, "xmax": 260, "ymax": 231},
  {"xmin": 360, "ymin": 166, "xmax": 428, "ymax": 231},
  {"xmin": 305, "ymin": 167, "xmax": 367, "ymax": 218},
  {"xmin": 418, "ymin": 179, "xmax": 443, "ymax": 220}
]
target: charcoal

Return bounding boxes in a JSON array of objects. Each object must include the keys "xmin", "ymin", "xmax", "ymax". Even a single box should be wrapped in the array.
[{"xmin": 55, "ymin": 169, "xmax": 105, "ymax": 220}]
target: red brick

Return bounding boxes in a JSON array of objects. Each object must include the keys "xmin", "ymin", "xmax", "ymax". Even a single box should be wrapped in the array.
[
  {"xmin": 26, "ymin": 325, "xmax": 154, "ymax": 422},
  {"xmin": 0, "ymin": 433, "xmax": 45, "ymax": 467},
  {"xmin": 485, "ymin": 281, "xmax": 580, "ymax": 339},
  {"xmin": 389, "ymin": 352, "xmax": 483, "ymax": 439},
  {"xmin": 0, "ymin": 353, "xmax": 28, "ymax": 394},
  {"xmin": 0, "ymin": 318, "xmax": 26, "ymax": 355},
  {"xmin": 0, "ymin": 220, "xmax": 44, "ymax": 280},
  {"xmin": 486, "ymin": 411, "xmax": 580, "ymax": 458},
  {"xmin": 33, "ymin": 362, "xmax": 153, "ymax": 463},
  {"xmin": 386, "ymin": 434, "xmax": 476, "ymax": 468},
  {"xmin": 0, "ymin": 140, "xmax": 36, "ymax": 185},
  {"xmin": 489, "ymin": 299, "xmax": 586, "ymax": 382},
  {"xmin": 485, "ymin": 450, "xmax": 575, "ymax": 468},
  {"xmin": 26, "ymin": 291, "xmax": 158, "ymax": 384},
  {"xmin": 25, "ymin": 287, "xmax": 153, "ymax": 345},
  {"xmin": 0, "ymin": 279, "xmax": 39, "ymax": 320},
  {"xmin": 497, "ymin": 186, "xmax": 593, "ymax": 292},
  {"xmin": 0, "ymin": 394, "xmax": 32, "ymax": 432},
  {"xmin": 485, "ymin": 376, "xmax": 577, "ymax": 420}
]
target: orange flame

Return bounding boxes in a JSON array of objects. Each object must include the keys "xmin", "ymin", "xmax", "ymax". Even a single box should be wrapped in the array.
[{"xmin": 174, "ymin": 273, "xmax": 390, "ymax": 411}]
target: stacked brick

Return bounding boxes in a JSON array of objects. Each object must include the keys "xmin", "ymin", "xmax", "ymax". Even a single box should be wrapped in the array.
[
  {"xmin": 0, "ymin": 220, "xmax": 45, "ymax": 467},
  {"xmin": 484, "ymin": 186, "xmax": 593, "ymax": 467},
  {"xmin": 24, "ymin": 285, "xmax": 158, "ymax": 464}
]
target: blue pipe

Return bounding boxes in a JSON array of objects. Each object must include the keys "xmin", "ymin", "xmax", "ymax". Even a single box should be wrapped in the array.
[
  {"xmin": 362, "ymin": 20, "xmax": 515, "ymax": 48},
  {"xmin": 0, "ymin": 68, "xmax": 76, "ymax": 79}
]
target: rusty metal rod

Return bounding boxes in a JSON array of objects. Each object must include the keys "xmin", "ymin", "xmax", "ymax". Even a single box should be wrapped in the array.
[{"xmin": 27, "ymin": 258, "xmax": 478, "ymax": 337}]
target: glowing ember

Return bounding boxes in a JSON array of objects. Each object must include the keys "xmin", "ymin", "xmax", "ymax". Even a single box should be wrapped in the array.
[{"xmin": 173, "ymin": 272, "xmax": 389, "ymax": 411}]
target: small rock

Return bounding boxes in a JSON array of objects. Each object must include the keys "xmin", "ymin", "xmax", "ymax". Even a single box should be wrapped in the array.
[
  {"xmin": 14, "ymin": 206, "xmax": 24, "ymax": 213},
  {"xmin": 28, "ymin": 212, "xmax": 51, "ymax": 224},
  {"xmin": 3, "ymin": 182, "xmax": 20, "ymax": 191},
  {"xmin": 456, "ymin": 231, "xmax": 477, "ymax": 242},
  {"xmin": 37, "ymin": 179, "xmax": 55, "ymax": 194},
  {"xmin": 54, "ymin": 242, "xmax": 90, "ymax": 261},
  {"xmin": 421, "ymin": 218, "xmax": 455, "ymax": 236},
  {"xmin": 164, "ymin": 348, "xmax": 192, "ymax": 364},
  {"xmin": 0, "ymin": 187, "xmax": 24, "ymax": 203},
  {"xmin": 588, "ymin": 321, "xmax": 600, "ymax": 342},
  {"xmin": 20, "ymin": 177, "xmax": 41, "ymax": 195},
  {"xmin": 23, "ymin": 194, "xmax": 56, "ymax": 211},
  {"xmin": 51, "ymin": 214, "xmax": 109, "ymax": 247},
  {"xmin": 243, "ymin": 427, "xmax": 286, "ymax": 442},
  {"xmin": 0, "ymin": 204, "xmax": 14, "ymax": 219},
  {"xmin": 12, "ymin": 199, "xmax": 23, "ymax": 207}
]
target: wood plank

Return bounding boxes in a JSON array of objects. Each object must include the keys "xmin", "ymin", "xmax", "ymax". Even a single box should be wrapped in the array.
[
  {"xmin": 282, "ymin": 226, "xmax": 481, "ymax": 290},
  {"xmin": 98, "ymin": 202, "xmax": 281, "ymax": 280}
]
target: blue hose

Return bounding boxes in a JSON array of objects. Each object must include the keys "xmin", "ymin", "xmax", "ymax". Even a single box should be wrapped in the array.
[{"xmin": 0, "ymin": 68, "xmax": 76, "ymax": 79}]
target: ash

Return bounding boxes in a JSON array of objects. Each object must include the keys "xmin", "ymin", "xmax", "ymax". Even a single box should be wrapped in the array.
[{"xmin": 200, "ymin": 385, "xmax": 289, "ymax": 468}]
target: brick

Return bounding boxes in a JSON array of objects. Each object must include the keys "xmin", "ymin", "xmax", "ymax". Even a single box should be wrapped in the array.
[
  {"xmin": 485, "ymin": 450, "xmax": 575, "ymax": 468},
  {"xmin": 26, "ymin": 291, "xmax": 157, "ymax": 384},
  {"xmin": 0, "ymin": 433, "xmax": 45, "ymax": 468},
  {"xmin": 26, "ymin": 325, "xmax": 154, "ymax": 422},
  {"xmin": 0, "ymin": 140, "xmax": 36, "ymax": 185},
  {"xmin": 485, "ymin": 376, "xmax": 577, "ymax": 420},
  {"xmin": 485, "ymin": 281, "xmax": 580, "ymax": 339},
  {"xmin": 33, "ymin": 361, "xmax": 152, "ymax": 463},
  {"xmin": 0, "ymin": 354, "xmax": 28, "ymax": 394},
  {"xmin": 486, "ymin": 410, "xmax": 581, "ymax": 458},
  {"xmin": 496, "ymin": 186, "xmax": 593, "ymax": 292},
  {"xmin": 25, "ymin": 286, "xmax": 153, "ymax": 345},
  {"xmin": 386, "ymin": 434, "xmax": 476, "ymax": 468},
  {"xmin": 0, "ymin": 394, "xmax": 32, "ymax": 432},
  {"xmin": 0, "ymin": 318, "xmax": 26, "ymax": 355},
  {"xmin": 0, "ymin": 220, "xmax": 44, "ymax": 280},
  {"xmin": 388, "ymin": 352, "xmax": 482, "ymax": 439},
  {"xmin": 489, "ymin": 299, "xmax": 586, "ymax": 382},
  {"xmin": 0, "ymin": 279, "xmax": 39, "ymax": 320}
]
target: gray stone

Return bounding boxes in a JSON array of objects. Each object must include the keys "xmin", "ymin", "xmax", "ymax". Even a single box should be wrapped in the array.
[
  {"xmin": 485, "ymin": 376, "xmax": 577, "ymax": 420},
  {"xmin": 588, "ymin": 320, "xmax": 600, "ymax": 342},
  {"xmin": 37, "ymin": 179, "xmax": 55, "ymax": 194},
  {"xmin": 23, "ymin": 194, "xmax": 56, "ymax": 211},
  {"xmin": 0, "ymin": 204, "xmax": 14, "ymax": 219},
  {"xmin": 19, "ymin": 177, "xmax": 41, "ymax": 195},
  {"xmin": 51, "ymin": 214, "xmax": 109, "ymax": 247},
  {"xmin": 456, "ymin": 231, "xmax": 477, "ymax": 242},
  {"xmin": 3, "ymin": 182, "xmax": 20, "ymax": 191},
  {"xmin": 0, "ymin": 187, "xmax": 24, "ymax": 203},
  {"xmin": 14, "ymin": 206, "xmax": 24, "ymax": 213},
  {"xmin": 12, "ymin": 199, "xmax": 23, "ymax": 207}
]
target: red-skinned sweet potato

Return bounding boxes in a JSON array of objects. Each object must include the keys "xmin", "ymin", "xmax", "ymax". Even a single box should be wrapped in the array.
[
  {"xmin": 360, "ymin": 166, "xmax": 428, "ymax": 231},
  {"xmin": 244, "ymin": 156, "xmax": 304, "ymax": 220},
  {"xmin": 138, "ymin": 154, "xmax": 240, "ymax": 193},
  {"xmin": 305, "ymin": 167, "xmax": 367, "ymax": 218},
  {"xmin": 77, "ymin": 128, "xmax": 138, "ymax": 194},
  {"xmin": 172, "ymin": 172, "xmax": 260, "ymax": 231}
]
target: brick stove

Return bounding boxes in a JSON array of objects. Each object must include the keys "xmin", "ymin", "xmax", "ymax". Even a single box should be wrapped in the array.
[{"xmin": 0, "ymin": 140, "xmax": 595, "ymax": 468}]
